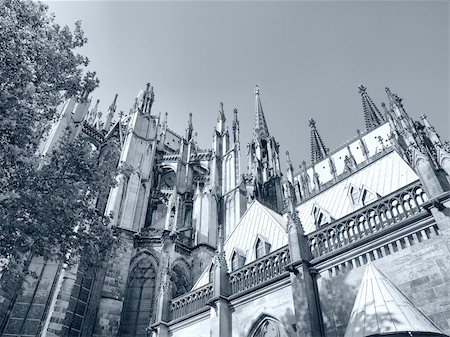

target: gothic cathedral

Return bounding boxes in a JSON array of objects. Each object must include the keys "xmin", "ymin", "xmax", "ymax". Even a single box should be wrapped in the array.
[{"xmin": 2, "ymin": 84, "xmax": 450, "ymax": 337}]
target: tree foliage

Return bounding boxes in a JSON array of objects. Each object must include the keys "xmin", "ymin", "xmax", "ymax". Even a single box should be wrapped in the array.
[{"xmin": 0, "ymin": 0, "xmax": 118, "ymax": 280}]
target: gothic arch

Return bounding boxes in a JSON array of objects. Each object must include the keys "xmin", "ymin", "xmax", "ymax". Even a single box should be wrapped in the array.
[
  {"xmin": 130, "ymin": 249, "xmax": 160, "ymax": 270},
  {"xmin": 170, "ymin": 258, "xmax": 191, "ymax": 299},
  {"xmin": 118, "ymin": 256, "xmax": 158, "ymax": 337},
  {"xmin": 245, "ymin": 313, "xmax": 291, "ymax": 337}
]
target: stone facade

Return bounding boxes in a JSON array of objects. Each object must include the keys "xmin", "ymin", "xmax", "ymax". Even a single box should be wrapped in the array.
[{"xmin": 1, "ymin": 84, "xmax": 450, "ymax": 337}]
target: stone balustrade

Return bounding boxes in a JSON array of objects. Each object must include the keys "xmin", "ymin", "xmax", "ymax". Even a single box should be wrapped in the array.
[
  {"xmin": 170, "ymin": 283, "xmax": 213, "ymax": 320},
  {"xmin": 308, "ymin": 180, "xmax": 427, "ymax": 258},
  {"xmin": 229, "ymin": 246, "xmax": 291, "ymax": 295}
]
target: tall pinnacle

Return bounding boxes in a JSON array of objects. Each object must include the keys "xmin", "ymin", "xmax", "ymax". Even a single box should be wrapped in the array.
[
  {"xmin": 253, "ymin": 85, "xmax": 270, "ymax": 139},
  {"xmin": 104, "ymin": 93, "xmax": 118, "ymax": 132},
  {"xmin": 309, "ymin": 118, "xmax": 328, "ymax": 164},
  {"xmin": 140, "ymin": 83, "xmax": 154, "ymax": 114},
  {"xmin": 358, "ymin": 85, "xmax": 384, "ymax": 130},
  {"xmin": 186, "ymin": 112, "xmax": 194, "ymax": 141}
]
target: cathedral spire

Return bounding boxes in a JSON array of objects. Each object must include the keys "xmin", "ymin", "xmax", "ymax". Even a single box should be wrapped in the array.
[
  {"xmin": 253, "ymin": 85, "xmax": 270, "ymax": 139},
  {"xmin": 103, "ymin": 93, "xmax": 118, "ymax": 132},
  {"xmin": 309, "ymin": 118, "xmax": 328, "ymax": 164},
  {"xmin": 358, "ymin": 84, "xmax": 384, "ymax": 130}
]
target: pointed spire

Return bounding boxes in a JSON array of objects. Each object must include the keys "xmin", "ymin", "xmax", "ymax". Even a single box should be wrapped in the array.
[
  {"xmin": 232, "ymin": 108, "xmax": 240, "ymax": 143},
  {"xmin": 140, "ymin": 82, "xmax": 155, "ymax": 115},
  {"xmin": 345, "ymin": 264, "xmax": 445, "ymax": 337},
  {"xmin": 218, "ymin": 101, "xmax": 226, "ymax": 121},
  {"xmin": 421, "ymin": 114, "xmax": 442, "ymax": 146},
  {"xmin": 232, "ymin": 108, "xmax": 239, "ymax": 130},
  {"xmin": 103, "ymin": 93, "xmax": 118, "ymax": 132},
  {"xmin": 216, "ymin": 101, "xmax": 226, "ymax": 134},
  {"xmin": 309, "ymin": 118, "xmax": 328, "ymax": 164},
  {"xmin": 186, "ymin": 112, "xmax": 194, "ymax": 141},
  {"xmin": 358, "ymin": 85, "xmax": 384, "ymax": 130},
  {"xmin": 253, "ymin": 85, "xmax": 270, "ymax": 139},
  {"xmin": 286, "ymin": 151, "xmax": 294, "ymax": 183},
  {"xmin": 286, "ymin": 150, "xmax": 293, "ymax": 169},
  {"xmin": 86, "ymin": 99, "xmax": 100, "ymax": 125}
]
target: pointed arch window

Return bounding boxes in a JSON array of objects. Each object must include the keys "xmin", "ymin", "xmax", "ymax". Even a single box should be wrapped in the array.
[
  {"xmin": 231, "ymin": 249, "xmax": 246, "ymax": 271},
  {"xmin": 348, "ymin": 184, "xmax": 379, "ymax": 208},
  {"xmin": 348, "ymin": 184, "xmax": 362, "ymax": 207},
  {"xmin": 119, "ymin": 258, "xmax": 156, "ymax": 337},
  {"xmin": 254, "ymin": 237, "xmax": 271, "ymax": 260},
  {"xmin": 170, "ymin": 264, "xmax": 189, "ymax": 299},
  {"xmin": 1, "ymin": 257, "xmax": 60, "ymax": 336},
  {"xmin": 248, "ymin": 315, "xmax": 288, "ymax": 337},
  {"xmin": 361, "ymin": 187, "xmax": 377, "ymax": 206},
  {"xmin": 312, "ymin": 203, "xmax": 334, "ymax": 228}
]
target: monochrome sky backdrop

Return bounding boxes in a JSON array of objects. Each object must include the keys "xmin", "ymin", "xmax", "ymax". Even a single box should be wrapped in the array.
[{"xmin": 46, "ymin": 1, "xmax": 449, "ymax": 170}]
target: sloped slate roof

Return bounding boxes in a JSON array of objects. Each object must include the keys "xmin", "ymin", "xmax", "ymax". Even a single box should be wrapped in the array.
[
  {"xmin": 191, "ymin": 200, "xmax": 288, "ymax": 290},
  {"xmin": 297, "ymin": 150, "xmax": 419, "ymax": 234},
  {"xmin": 344, "ymin": 264, "xmax": 445, "ymax": 337}
]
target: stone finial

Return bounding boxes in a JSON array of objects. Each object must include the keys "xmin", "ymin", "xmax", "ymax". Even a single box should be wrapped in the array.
[{"xmin": 358, "ymin": 84, "xmax": 366, "ymax": 94}]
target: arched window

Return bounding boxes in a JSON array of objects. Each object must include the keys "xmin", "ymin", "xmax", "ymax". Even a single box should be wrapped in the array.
[
  {"xmin": 119, "ymin": 259, "xmax": 156, "ymax": 337},
  {"xmin": 350, "ymin": 186, "xmax": 361, "ymax": 206},
  {"xmin": 171, "ymin": 264, "xmax": 189, "ymax": 299},
  {"xmin": 231, "ymin": 250, "xmax": 246, "ymax": 271},
  {"xmin": 312, "ymin": 203, "xmax": 334, "ymax": 228},
  {"xmin": 247, "ymin": 315, "xmax": 290, "ymax": 337},
  {"xmin": 1, "ymin": 257, "xmax": 60, "ymax": 336},
  {"xmin": 361, "ymin": 188, "xmax": 377, "ymax": 206},
  {"xmin": 232, "ymin": 251, "xmax": 240, "ymax": 271},
  {"xmin": 255, "ymin": 238, "xmax": 270, "ymax": 260}
]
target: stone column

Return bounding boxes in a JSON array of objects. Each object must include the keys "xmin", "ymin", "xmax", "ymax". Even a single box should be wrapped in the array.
[
  {"xmin": 150, "ymin": 232, "xmax": 176, "ymax": 337},
  {"xmin": 283, "ymin": 182, "xmax": 324, "ymax": 337},
  {"xmin": 208, "ymin": 226, "xmax": 231, "ymax": 337}
]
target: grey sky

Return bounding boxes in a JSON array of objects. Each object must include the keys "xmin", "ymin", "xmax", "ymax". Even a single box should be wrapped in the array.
[{"xmin": 46, "ymin": 1, "xmax": 449, "ymax": 170}]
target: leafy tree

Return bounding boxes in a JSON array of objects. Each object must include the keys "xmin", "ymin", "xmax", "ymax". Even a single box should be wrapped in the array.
[{"xmin": 0, "ymin": 0, "xmax": 118, "ymax": 281}]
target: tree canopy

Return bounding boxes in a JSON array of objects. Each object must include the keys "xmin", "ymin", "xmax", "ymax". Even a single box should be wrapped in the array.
[{"xmin": 0, "ymin": 0, "xmax": 118, "ymax": 280}]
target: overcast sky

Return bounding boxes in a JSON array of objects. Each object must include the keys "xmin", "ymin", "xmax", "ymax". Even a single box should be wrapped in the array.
[{"xmin": 46, "ymin": 1, "xmax": 449, "ymax": 171}]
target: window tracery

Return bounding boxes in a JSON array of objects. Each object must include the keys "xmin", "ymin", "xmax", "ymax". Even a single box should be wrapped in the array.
[{"xmin": 119, "ymin": 258, "xmax": 156, "ymax": 337}]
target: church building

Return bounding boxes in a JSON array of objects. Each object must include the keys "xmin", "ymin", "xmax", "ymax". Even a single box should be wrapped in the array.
[{"xmin": 1, "ymin": 84, "xmax": 450, "ymax": 337}]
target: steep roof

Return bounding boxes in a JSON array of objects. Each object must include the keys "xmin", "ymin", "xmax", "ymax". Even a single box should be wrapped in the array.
[
  {"xmin": 309, "ymin": 118, "xmax": 329, "ymax": 164},
  {"xmin": 191, "ymin": 200, "xmax": 288, "ymax": 290},
  {"xmin": 344, "ymin": 264, "xmax": 445, "ymax": 337},
  {"xmin": 253, "ymin": 85, "xmax": 270, "ymax": 139},
  {"xmin": 297, "ymin": 150, "xmax": 419, "ymax": 234}
]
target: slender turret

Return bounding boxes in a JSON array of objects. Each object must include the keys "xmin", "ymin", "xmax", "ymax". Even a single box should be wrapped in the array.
[
  {"xmin": 309, "ymin": 118, "xmax": 328, "ymax": 164},
  {"xmin": 358, "ymin": 84, "xmax": 384, "ymax": 130}
]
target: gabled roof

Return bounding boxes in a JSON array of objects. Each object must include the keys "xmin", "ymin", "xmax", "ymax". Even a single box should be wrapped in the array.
[
  {"xmin": 191, "ymin": 200, "xmax": 288, "ymax": 290},
  {"xmin": 297, "ymin": 150, "xmax": 419, "ymax": 234},
  {"xmin": 344, "ymin": 264, "xmax": 445, "ymax": 337},
  {"xmin": 223, "ymin": 200, "xmax": 287, "ymax": 263}
]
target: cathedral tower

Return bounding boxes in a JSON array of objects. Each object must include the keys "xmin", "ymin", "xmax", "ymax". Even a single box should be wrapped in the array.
[{"xmin": 247, "ymin": 85, "xmax": 284, "ymax": 213}]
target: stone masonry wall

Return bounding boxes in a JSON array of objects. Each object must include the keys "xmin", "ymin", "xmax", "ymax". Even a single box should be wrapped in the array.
[
  {"xmin": 317, "ymin": 227, "xmax": 450, "ymax": 337},
  {"xmin": 231, "ymin": 282, "xmax": 296, "ymax": 337},
  {"xmin": 93, "ymin": 231, "xmax": 134, "ymax": 336}
]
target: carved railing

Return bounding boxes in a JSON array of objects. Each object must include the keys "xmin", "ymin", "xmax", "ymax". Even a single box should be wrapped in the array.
[
  {"xmin": 308, "ymin": 181, "xmax": 428, "ymax": 258},
  {"xmin": 170, "ymin": 283, "xmax": 213, "ymax": 320},
  {"xmin": 229, "ymin": 246, "xmax": 290, "ymax": 295},
  {"xmin": 82, "ymin": 120, "xmax": 105, "ymax": 145}
]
